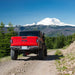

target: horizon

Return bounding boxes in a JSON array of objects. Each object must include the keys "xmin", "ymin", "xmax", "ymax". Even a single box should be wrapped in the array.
[
  {"xmin": 0, "ymin": 0, "xmax": 75, "ymax": 26},
  {"xmin": 5, "ymin": 17, "xmax": 75, "ymax": 27}
]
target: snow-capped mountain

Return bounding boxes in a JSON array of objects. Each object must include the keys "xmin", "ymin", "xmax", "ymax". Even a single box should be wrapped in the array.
[
  {"xmin": 24, "ymin": 18, "xmax": 75, "ymax": 26},
  {"xmin": 37, "ymin": 18, "xmax": 67, "ymax": 26},
  {"xmin": 37, "ymin": 18, "xmax": 64, "ymax": 26},
  {"xmin": 25, "ymin": 23, "xmax": 36, "ymax": 26},
  {"xmin": 4, "ymin": 17, "xmax": 75, "ymax": 37}
]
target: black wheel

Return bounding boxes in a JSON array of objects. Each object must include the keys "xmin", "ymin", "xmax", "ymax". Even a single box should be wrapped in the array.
[
  {"xmin": 38, "ymin": 49, "xmax": 44, "ymax": 60},
  {"xmin": 11, "ymin": 49, "xmax": 18, "ymax": 60},
  {"xmin": 44, "ymin": 48, "xmax": 47, "ymax": 56}
]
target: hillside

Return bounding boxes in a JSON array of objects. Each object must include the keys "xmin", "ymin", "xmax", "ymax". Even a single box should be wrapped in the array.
[
  {"xmin": 5, "ymin": 18, "xmax": 75, "ymax": 37},
  {"xmin": 56, "ymin": 41, "xmax": 75, "ymax": 75},
  {"xmin": 14, "ymin": 25, "xmax": 75, "ymax": 37}
]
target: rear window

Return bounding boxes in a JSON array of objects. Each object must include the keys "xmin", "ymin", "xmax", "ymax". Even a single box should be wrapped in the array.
[{"xmin": 19, "ymin": 31, "xmax": 40, "ymax": 37}]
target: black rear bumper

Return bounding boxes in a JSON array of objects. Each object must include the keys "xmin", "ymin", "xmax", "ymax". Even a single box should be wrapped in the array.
[{"xmin": 10, "ymin": 46, "xmax": 39, "ymax": 51}]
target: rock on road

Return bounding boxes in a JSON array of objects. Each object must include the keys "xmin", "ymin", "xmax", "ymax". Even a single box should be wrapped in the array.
[{"xmin": 0, "ymin": 50, "xmax": 57, "ymax": 75}]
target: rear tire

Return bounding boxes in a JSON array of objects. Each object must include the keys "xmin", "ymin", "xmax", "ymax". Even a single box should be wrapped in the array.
[
  {"xmin": 11, "ymin": 49, "xmax": 18, "ymax": 60},
  {"xmin": 44, "ymin": 48, "xmax": 47, "ymax": 56},
  {"xmin": 38, "ymin": 49, "xmax": 44, "ymax": 60}
]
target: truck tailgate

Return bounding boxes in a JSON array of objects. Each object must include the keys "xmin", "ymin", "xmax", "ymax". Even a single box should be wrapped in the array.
[{"xmin": 11, "ymin": 36, "xmax": 38, "ymax": 46}]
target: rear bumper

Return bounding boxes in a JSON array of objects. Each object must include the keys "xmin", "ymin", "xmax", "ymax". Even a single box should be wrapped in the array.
[{"xmin": 10, "ymin": 46, "xmax": 39, "ymax": 50}]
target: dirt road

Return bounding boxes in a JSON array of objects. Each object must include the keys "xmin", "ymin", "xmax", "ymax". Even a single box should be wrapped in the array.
[{"xmin": 0, "ymin": 50, "xmax": 58, "ymax": 75}]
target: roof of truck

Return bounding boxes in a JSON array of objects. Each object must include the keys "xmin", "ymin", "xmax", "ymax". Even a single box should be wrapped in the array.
[
  {"xmin": 19, "ymin": 30, "xmax": 41, "ymax": 32},
  {"xmin": 19, "ymin": 31, "xmax": 44, "ymax": 35}
]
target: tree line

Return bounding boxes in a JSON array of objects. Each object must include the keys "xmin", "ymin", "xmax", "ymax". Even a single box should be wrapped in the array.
[
  {"xmin": 0, "ymin": 22, "xmax": 17, "ymax": 58},
  {"xmin": 45, "ymin": 34, "xmax": 75, "ymax": 49}
]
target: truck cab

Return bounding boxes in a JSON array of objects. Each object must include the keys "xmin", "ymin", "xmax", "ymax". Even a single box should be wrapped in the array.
[{"xmin": 10, "ymin": 31, "xmax": 47, "ymax": 60}]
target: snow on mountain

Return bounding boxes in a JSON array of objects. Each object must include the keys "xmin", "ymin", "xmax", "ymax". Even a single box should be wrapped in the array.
[
  {"xmin": 25, "ymin": 18, "xmax": 75, "ymax": 26},
  {"xmin": 37, "ymin": 18, "xmax": 75, "ymax": 26},
  {"xmin": 37, "ymin": 18, "xmax": 65, "ymax": 26},
  {"xmin": 5, "ymin": 25, "xmax": 9, "ymax": 27},
  {"xmin": 5, "ymin": 18, "xmax": 75, "ymax": 27},
  {"xmin": 24, "ymin": 23, "xmax": 36, "ymax": 26},
  {"xmin": 5, "ymin": 25, "xmax": 15, "ymax": 27}
]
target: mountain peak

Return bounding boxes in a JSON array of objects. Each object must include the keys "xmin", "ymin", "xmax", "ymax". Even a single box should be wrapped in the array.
[
  {"xmin": 24, "ymin": 18, "xmax": 75, "ymax": 26},
  {"xmin": 37, "ymin": 18, "xmax": 65, "ymax": 26}
]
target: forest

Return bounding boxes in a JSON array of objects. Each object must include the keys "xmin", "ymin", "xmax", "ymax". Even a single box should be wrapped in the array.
[
  {"xmin": 45, "ymin": 34, "xmax": 75, "ymax": 49},
  {"xmin": 0, "ymin": 22, "xmax": 17, "ymax": 58},
  {"xmin": 0, "ymin": 22, "xmax": 75, "ymax": 58}
]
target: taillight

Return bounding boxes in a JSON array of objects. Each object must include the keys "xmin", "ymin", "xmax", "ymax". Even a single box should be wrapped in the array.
[{"xmin": 10, "ymin": 39, "xmax": 13, "ymax": 43}]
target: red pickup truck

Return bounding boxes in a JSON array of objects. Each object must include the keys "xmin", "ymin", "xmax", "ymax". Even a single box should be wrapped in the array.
[{"xmin": 10, "ymin": 31, "xmax": 47, "ymax": 60}]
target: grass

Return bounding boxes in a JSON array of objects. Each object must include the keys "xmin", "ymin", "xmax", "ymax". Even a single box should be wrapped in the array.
[
  {"xmin": 0, "ymin": 56, "xmax": 11, "ymax": 62},
  {"xmin": 55, "ymin": 49, "xmax": 75, "ymax": 75},
  {"xmin": 57, "ymin": 65, "xmax": 67, "ymax": 71},
  {"xmin": 0, "ymin": 54, "xmax": 23, "ymax": 63},
  {"xmin": 55, "ymin": 50, "xmax": 63, "ymax": 56},
  {"xmin": 62, "ymin": 45, "xmax": 69, "ymax": 49},
  {"xmin": 48, "ymin": 45, "xmax": 69, "ymax": 51},
  {"xmin": 48, "ymin": 49, "xmax": 59, "ymax": 50}
]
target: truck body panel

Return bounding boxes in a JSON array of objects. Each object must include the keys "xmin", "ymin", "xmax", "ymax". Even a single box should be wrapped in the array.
[{"xmin": 11, "ymin": 36, "xmax": 38, "ymax": 46}]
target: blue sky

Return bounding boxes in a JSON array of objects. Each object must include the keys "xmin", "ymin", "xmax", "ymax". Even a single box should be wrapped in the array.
[{"xmin": 0, "ymin": 0, "xmax": 75, "ymax": 25}]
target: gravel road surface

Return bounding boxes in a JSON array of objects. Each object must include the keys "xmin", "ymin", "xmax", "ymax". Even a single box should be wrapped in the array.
[{"xmin": 0, "ymin": 50, "xmax": 57, "ymax": 75}]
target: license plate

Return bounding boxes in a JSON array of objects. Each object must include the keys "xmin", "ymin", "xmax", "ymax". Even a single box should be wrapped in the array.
[{"xmin": 22, "ymin": 46, "xmax": 27, "ymax": 49}]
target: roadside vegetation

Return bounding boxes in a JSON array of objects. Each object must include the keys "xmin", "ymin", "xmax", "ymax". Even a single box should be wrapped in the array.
[
  {"xmin": 0, "ymin": 22, "xmax": 17, "ymax": 58},
  {"xmin": 45, "ymin": 34, "xmax": 75, "ymax": 49},
  {"xmin": 0, "ymin": 54, "xmax": 23, "ymax": 63},
  {"xmin": 55, "ymin": 41, "xmax": 75, "ymax": 75}
]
